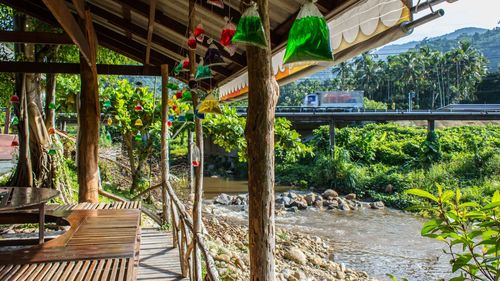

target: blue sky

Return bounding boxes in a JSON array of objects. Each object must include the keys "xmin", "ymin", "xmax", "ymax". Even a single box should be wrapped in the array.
[{"xmin": 394, "ymin": 0, "xmax": 499, "ymax": 44}]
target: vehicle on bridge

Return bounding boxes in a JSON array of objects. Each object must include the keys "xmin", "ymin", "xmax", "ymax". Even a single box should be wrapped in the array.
[{"xmin": 303, "ymin": 91, "xmax": 364, "ymax": 112}]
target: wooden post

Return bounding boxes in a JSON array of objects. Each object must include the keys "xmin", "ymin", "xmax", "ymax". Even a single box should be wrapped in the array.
[
  {"xmin": 77, "ymin": 9, "xmax": 99, "ymax": 202},
  {"xmin": 160, "ymin": 64, "xmax": 171, "ymax": 226},
  {"xmin": 188, "ymin": 131, "xmax": 194, "ymax": 192},
  {"xmin": 188, "ymin": 0, "xmax": 203, "ymax": 279},
  {"xmin": 244, "ymin": 0, "xmax": 278, "ymax": 280},
  {"xmin": 44, "ymin": 73, "xmax": 56, "ymax": 129}
]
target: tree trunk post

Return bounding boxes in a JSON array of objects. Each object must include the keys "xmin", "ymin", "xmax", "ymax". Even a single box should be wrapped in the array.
[
  {"xmin": 45, "ymin": 73, "xmax": 56, "ymax": 129},
  {"xmin": 188, "ymin": 130, "xmax": 194, "ymax": 192},
  {"xmin": 160, "ymin": 64, "xmax": 171, "ymax": 226},
  {"xmin": 77, "ymin": 9, "xmax": 99, "ymax": 202},
  {"xmin": 4, "ymin": 106, "xmax": 10, "ymax": 134},
  {"xmin": 244, "ymin": 0, "xmax": 278, "ymax": 280},
  {"xmin": 188, "ymin": 0, "xmax": 203, "ymax": 279}
]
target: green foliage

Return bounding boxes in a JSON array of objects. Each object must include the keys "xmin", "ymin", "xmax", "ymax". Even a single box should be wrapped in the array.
[
  {"xmin": 407, "ymin": 186, "xmax": 499, "ymax": 281},
  {"xmin": 363, "ymin": 97, "xmax": 387, "ymax": 110}
]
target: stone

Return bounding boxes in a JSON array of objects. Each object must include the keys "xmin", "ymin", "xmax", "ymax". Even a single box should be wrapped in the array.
[
  {"xmin": 214, "ymin": 193, "xmax": 232, "ymax": 205},
  {"xmin": 345, "ymin": 193, "xmax": 356, "ymax": 200},
  {"xmin": 385, "ymin": 184, "xmax": 394, "ymax": 193},
  {"xmin": 290, "ymin": 198, "xmax": 308, "ymax": 210},
  {"xmin": 339, "ymin": 202, "xmax": 351, "ymax": 211},
  {"xmin": 287, "ymin": 191, "xmax": 298, "ymax": 199},
  {"xmin": 313, "ymin": 200, "xmax": 323, "ymax": 209},
  {"xmin": 288, "ymin": 206, "xmax": 299, "ymax": 213},
  {"xmin": 370, "ymin": 201, "xmax": 385, "ymax": 209},
  {"xmin": 304, "ymin": 193, "xmax": 317, "ymax": 205},
  {"xmin": 284, "ymin": 247, "xmax": 307, "ymax": 265},
  {"xmin": 276, "ymin": 196, "xmax": 292, "ymax": 207},
  {"xmin": 215, "ymin": 254, "xmax": 231, "ymax": 263},
  {"xmin": 309, "ymin": 256, "xmax": 324, "ymax": 267},
  {"xmin": 292, "ymin": 270, "xmax": 307, "ymax": 281},
  {"xmin": 281, "ymin": 269, "xmax": 293, "ymax": 279},
  {"xmin": 322, "ymin": 189, "xmax": 339, "ymax": 199}
]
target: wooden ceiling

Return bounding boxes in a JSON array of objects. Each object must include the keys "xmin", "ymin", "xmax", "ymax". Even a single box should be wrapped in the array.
[{"xmin": 0, "ymin": 0, "xmax": 363, "ymax": 87}]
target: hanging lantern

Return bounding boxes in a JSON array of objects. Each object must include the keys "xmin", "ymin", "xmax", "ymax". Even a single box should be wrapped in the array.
[
  {"xmin": 134, "ymin": 132, "xmax": 142, "ymax": 142},
  {"xmin": 207, "ymin": 0, "xmax": 224, "ymax": 9},
  {"xmin": 198, "ymin": 93, "xmax": 223, "ymax": 114},
  {"xmin": 107, "ymin": 117, "xmax": 113, "ymax": 126},
  {"xmin": 187, "ymin": 33, "xmax": 197, "ymax": 50},
  {"xmin": 191, "ymin": 144, "xmax": 201, "ymax": 167},
  {"xmin": 103, "ymin": 99, "xmax": 112, "ymax": 108},
  {"xmin": 195, "ymin": 59, "xmax": 213, "ymax": 81},
  {"xmin": 185, "ymin": 110, "xmax": 195, "ymax": 121},
  {"xmin": 283, "ymin": 1, "xmax": 333, "ymax": 65},
  {"xmin": 168, "ymin": 115, "xmax": 175, "ymax": 122},
  {"xmin": 167, "ymin": 83, "xmax": 178, "ymax": 90},
  {"xmin": 232, "ymin": 2, "xmax": 267, "ymax": 48},
  {"xmin": 11, "ymin": 116, "xmax": 19, "ymax": 125},
  {"xmin": 194, "ymin": 23, "xmax": 205, "ymax": 42},
  {"xmin": 48, "ymin": 103, "xmax": 57, "ymax": 110},
  {"xmin": 181, "ymin": 91, "xmax": 192, "ymax": 102},
  {"xmin": 134, "ymin": 118, "xmax": 143, "ymax": 127},
  {"xmin": 10, "ymin": 95, "xmax": 19, "ymax": 103},
  {"xmin": 220, "ymin": 17, "xmax": 236, "ymax": 47},
  {"xmin": 175, "ymin": 90, "xmax": 183, "ymax": 100},
  {"xmin": 182, "ymin": 57, "xmax": 190, "ymax": 70},
  {"xmin": 48, "ymin": 127, "xmax": 56, "ymax": 135},
  {"xmin": 204, "ymin": 42, "xmax": 226, "ymax": 66},
  {"xmin": 134, "ymin": 102, "xmax": 143, "ymax": 112},
  {"xmin": 172, "ymin": 105, "xmax": 178, "ymax": 112},
  {"xmin": 11, "ymin": 139, "xmax": 19, "ymax": 147}
]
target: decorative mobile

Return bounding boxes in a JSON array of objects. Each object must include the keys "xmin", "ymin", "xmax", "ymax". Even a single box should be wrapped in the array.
[
  {"xmin": 10, "ymin": 95, "xmax": 19, "ymax": 103},
  {"xmin": 134, "ymin": 102, "xmax": 143, "ymax": 112},
  {"xmin": 207, "ymin": 0, "xmax": 224, "ymax": 9},
  {"xmin": 168, "ymin": 115, "xmax": 175, "ymax": 122},
  {"xmin": 167, "ymin": 121, "xmax": 173, "ymax": 127},
  {"xmin": 196, "ymin": 111, "xmax": 205, "ymax": 119},
  {"xmin": 191, "ymin": 144, "xmax": 201, "ymax": 167},
  {"xmin": 204, "ymin": 41, "xmax": 226, "ymax": 66},
  {"xmin": 182, "ymin": 57, "xmax": 190, "ymax": 70},
  {"xmin": 48, "ymin": 127, "xmax": 56, "ymax": 135},
  {"xmin": 283, "ymin": 0, "xmax": 333, "ymax": 65},
  {"xmin": 106, "ymin": 131, "xmax": 112, "ymax": 141},
  {"xmin": 220, "ymin": 17, "xmax": 236, "ymax": 47},
  {"xmin": 187, "ymin": 33, "xmax": 197, "ymax": 50},
  {"xmin": 134, "ymin": 118, "xmax": 143, "ymax": 127},
  {"xmin": 195, "ymin": 59, "xmax": 213, "ymax": 81},
  {"xmin": 198, "ymin": 93, "xmax": 222, "ymax": 114},
  {"xmin": 232, "ymin": 2, "xmax": 267, "ymax": 48},
  {"xmin": 11, "ymin": 116, "xmax": 19, "ymax": 125},
  {"xmin": 194, "ymin": 23, "xmax": 205, "ymax": 42}
]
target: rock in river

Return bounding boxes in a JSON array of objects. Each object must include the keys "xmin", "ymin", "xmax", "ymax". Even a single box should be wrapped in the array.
[
  {"xmin": 322, "ymin": 189, "xmax": 339, "ymax": 199},
  {"xmin": 284, "ymin": 247, "xmax": 307, "ymax": 265}
]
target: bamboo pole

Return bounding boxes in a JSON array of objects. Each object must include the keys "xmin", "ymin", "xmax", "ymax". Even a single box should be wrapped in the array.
[
  {"xmin": 243, "ymin": 0, "xmax": 278, "ymax": 280},
  {"xmin": 160, "ymin": 64, "xmax": 171, "ymax": 226}
]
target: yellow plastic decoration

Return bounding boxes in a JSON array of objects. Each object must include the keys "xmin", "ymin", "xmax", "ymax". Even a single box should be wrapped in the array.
[
  {"xmin": 107, "ymin": 117, "xmax": 113, "ymax": 126},
  {"xmin": 135, "ymin": 118, "xmax": 143, "ymax": 127},
  {"xmin": 198, "ymin": 94, "xmax": 222, "ymax": 114}
]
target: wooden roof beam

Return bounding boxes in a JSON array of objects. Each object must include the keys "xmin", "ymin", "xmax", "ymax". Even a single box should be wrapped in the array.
[
  {"xmin": 145, "ymin": 0, "xmax": 157, "ymax": 65},
  {"xmin": 41, "ymin": 0, "xmax": 92, "ymax": 67},
  {"xmin": 0, "ymin": 31, "xmax": 73, "ymax": 44}
]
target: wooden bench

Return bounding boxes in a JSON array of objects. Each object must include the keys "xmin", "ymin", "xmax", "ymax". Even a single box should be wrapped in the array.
[{"xmin": 0, "ymin": 202, "xmax": 141, "ymax": 281}]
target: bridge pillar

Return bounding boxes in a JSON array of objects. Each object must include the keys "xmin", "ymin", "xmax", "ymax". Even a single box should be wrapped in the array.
[
  {"xmin": 428, "ymin": 120, "xmax": 435, "ymax": 133},
  {"xmin": 329, "ymin": 120, "xmax": 336, "ymax": 155}
]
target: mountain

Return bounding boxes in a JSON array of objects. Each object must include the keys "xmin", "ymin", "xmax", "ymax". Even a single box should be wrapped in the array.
[{"xmin": 376, "ymin": 27, "xmax": 500, "ymax": 70}]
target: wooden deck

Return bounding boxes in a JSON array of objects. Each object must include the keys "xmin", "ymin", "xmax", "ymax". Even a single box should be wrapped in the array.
[{"xmin": 0, "ymin": 202, "xmax": 185, "ymax": 280}]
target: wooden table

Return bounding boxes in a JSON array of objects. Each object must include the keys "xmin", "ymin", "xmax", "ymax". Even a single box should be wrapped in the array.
[{"xmin": 0, "ymin": 187, "xmax": 59, "ymax": 244}]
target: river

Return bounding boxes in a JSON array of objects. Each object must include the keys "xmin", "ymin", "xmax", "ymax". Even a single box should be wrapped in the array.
[{"xmin": 203, "ymin": 177, "xmax": 453, "ymax": 281}]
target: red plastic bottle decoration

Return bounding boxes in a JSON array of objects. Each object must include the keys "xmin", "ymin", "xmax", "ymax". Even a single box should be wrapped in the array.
[
  {"xmin": 175, "ymin": 90, "xmax": 183, "ymax": 99},
  {"xmin": 167, "ymin": 121, "xmax": 172, "ymax": 127},
  {"xmin": 194, "ymin": 23, "xmax": 205, "ymax": 42},
  {"xmin": 207, "ymin": 0, "xmax": 224, "ymax": 9},
  {"xmin": 134, "ymin": 102, "xmax": 143, "ymax": 112},
  {"xmin": 220, "ymin": 17, "xmax": 236, "ymax": 47},
  {"xmin": 11, "ymin": 139, "xmax": 19, "ymax": 147},
  {"xmin": 182, "ymin": 57, "xmax": 190, "ymax": 70},
  {"xmin": 10, "ymin": 95, "xmax": 19, "ymax": 103},
  {"xmin": 187, "ymin": 34, "xmax": 197, "ymax": 50},
  {"xmin": 191, "ymin": 144, "xmax": 201, "ymax": 167},
  {"xmin": 48, "ymin": 127, "xmax": 56, "ymax": 135}
]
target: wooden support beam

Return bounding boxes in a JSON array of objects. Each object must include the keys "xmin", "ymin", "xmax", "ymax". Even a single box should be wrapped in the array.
[
  {"xmin": 0, "ymin": 31, "xmax": 73, "ymax": 44},
  {"xmin": 160, "ymin": 64, "xmax": 171, "ymax": 226},
  {"xmin": 145, "ymin": 0, "xmax": 157, "ymax": 65},
  {"xmin": 41, "ymin": 0, "xmax": 91, "ymax": 67},
  {"xmin": 71, "ymin": 0, "xmax": 85, "ymax": 19},
  {"xmin": 0, "ymin": 61, "xmax": 162, "ymax": 75}
]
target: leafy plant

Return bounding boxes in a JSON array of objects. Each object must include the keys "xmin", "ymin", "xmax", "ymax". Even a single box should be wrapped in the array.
[{"xmin": 407, "ymin": 185, "xmax": 499, "ymax": 281}]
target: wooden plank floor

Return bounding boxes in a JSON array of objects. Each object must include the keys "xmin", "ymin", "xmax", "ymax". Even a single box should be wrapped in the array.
[{"xmin": 137, "ymin": 228, "xmax": 187, "ymax": 281}]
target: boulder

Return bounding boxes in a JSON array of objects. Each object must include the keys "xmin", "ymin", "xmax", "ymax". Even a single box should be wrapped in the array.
[
  {"xmin": 290, "ymin": 198, "xmax": 308, "ymax": 210},
  {"xmin": 339, "ymin": 202, "xmax": 351, "ymax": 211},
  {"xmin": 214, "ymin": 193, "xmax": 232, "ymax": 205},
  {"xmin": 345, "ymin": 193, "xmax": 356, "ymax": 200},
  {"xmin": 322, "ymin": 189, "xmax": 338, "ymax": 199},
  {"xmin": 304, "ymin": 193, "xmax": 317, "ymax": 205},
  {"xmin": 284, "ymin": 247, "xmax": 307, "ymax": 265},
  {"xmin": 324, "ymin": 200, "xmax": 339, "ymax": 209},
  {"xmin": 276, "ymin": 196, "xmax": 292, "ymax": 207},
  {"xmin": 370, "ymin": 201, "xmax": 385, "ymax": 209},
  {"xmin": 287, "ymin": 191, "xmax": 298, "ymax": 199}
]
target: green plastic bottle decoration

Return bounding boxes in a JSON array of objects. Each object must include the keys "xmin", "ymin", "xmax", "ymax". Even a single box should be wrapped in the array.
[
  {"xmin": 48, "ymin": 102, "xmax": 56, "ymax": 110},
  {"xmin": 195, "ymin": 59, "xmax": 213, "ymax": 81},
  {"xmin": 103, "ymin": 99, "xmax": 112, "ymax": 108},
  {"xmin": 11, "ymin": 116, "xmax": 19, "ymax": 125},
  {"xmin": 181, "ymin": 91, "xmax": 192, "ymax": 102},
  {"xmin": 135, "ymin": 132, "xmax": 142, "ymax": 142},
  {"xmin": 174, "ymin": 62, "xmax": 183, "ymax": 75},
  {"xmin": 167, "ymin": 83, "xmax": 178, "ymax": 90},
  {"xmin": 185, "ymin": 110, "xmax": 195, "ymax": 121},
  {"xmin": 283, "ymin": 0, "xmax": 333, "ymax": 65},
  {"xmin": 48, "ymin": 144, "xmax": 57, "ymax": 156},
  {"xmin": 232, "ymin": 2, "xmax": 267, "ymax": 48},
  {"xmin": 106, "ymin": 131, "xmax": 112, "ymax": 141}
]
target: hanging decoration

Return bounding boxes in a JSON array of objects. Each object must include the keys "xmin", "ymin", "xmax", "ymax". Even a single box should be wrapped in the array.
[
  {"xmin": 48, "ymin": 103, "xmax": 57, "ymax": 110},
  {"xmin": 11, "ymin": 139, "xmax": 19, "ymax": 147},
  {"xmin": 204, "ymin": 41, "xmax": 226, "ymax": 66},
  {"xmin": 167, "ymin": 121, "xmax": 173, "ymax": 127},
  {"xmin": 283, "ymin": 0, "xmax": 333, "ymax": 65},
  {"xmin": 134, "ymin": 102, "xmax": 143, "ymax": 112},
  {"xmin": 175, "ymin": 90, "xmax": 183, "ymax": 100},
  {"xmin": 167, "ymin": 83, "xmax": 178, "ymax": 90},
  {"xmin": 106, "ymin": 131, "xmax": 112, "ymax": 142},
  {"xmin": 174, "ymin": 62, "xmax": 183, "ymax": 75},
  {"xmin": 134, "ymin": 118, "xmax": 143, "ymax": 127},
  {"xmin": 11, "ymin": 116, "xmax": 19, "ymax": 125},
  {"xmin": 135, "ymin": 132, "xmax": 142, "ymax": 142},
  {"xmin": 181, "ymin": 90, "xmax": 192, "ymax": 102},
  {"xmin": 48, "ymin": 127, "xmax": 56, "ymax": 135},
  {"xmin": 107, "ymin": 117, "xmax": 113, "ymax": 126},
  {"xmin": 103, "ymin": 99, "xmax": 112, "ymax": 108},
  {"xmin": 178, "ymin": 113, "xmax": 186, "ymax": 122},
  {"xmin": 225, "ymin": 44, "xmax": 237, "ymax": 56},
  {"xmin": 196, "ymin": 111, "xmax": 205, "ymax": 119},
  {"xmin": 10, "ymin": 95, "xmax": 19, "ymax": 103},
  {"xmin": 187, "ymin": 33, "xmax": 197, "ymax": 50},
  {"xmin": 232, "ymin": 2, "xmax": 267, "ymax": 48},
  {"xmin": 185, "ymin": 110, "xmax": 195, "ymax": 121},
  {"xmin": 207, "ymin": 0, "xmax": 224, "ymax": 9},
  {"xmin": 48, "ymin": 144, "xmax": 58, "ymax": 156},
  {"xmin": 194, "ymin": 23, "xmax": 205, "ymax": 42},
  {"xmin": 220, "ymin": 17, "xmax": 236, "ymax": 47},
  {"xmin": 191, "ymin": 144, "xmax": 201, "ymax": 167},
  {"xmin": 168, "ymin": 115, "xmax": 175, "ymax": 122},
  {"xmin": 182, "ymin": 57, "xmax": 190, "ymax": 70},
  {"xmin": 198, "ymin": 93, "xmax": 222, "ymax": 114},
  {"xmin": 195, "ymin": 59, "xmax": 213, "ymax": 81}
]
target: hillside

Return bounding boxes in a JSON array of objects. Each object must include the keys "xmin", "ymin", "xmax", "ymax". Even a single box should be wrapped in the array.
[{"xmin": 376, "ymin": 27, "xmax": 499, "ymax": 70}]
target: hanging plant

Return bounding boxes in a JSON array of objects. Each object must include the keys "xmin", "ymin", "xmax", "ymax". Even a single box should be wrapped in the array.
[
  {"xmin": 103, "ymin": 99, "xmax": 112, "ymax": 108},
  {"xmin": 283, "ymin": 0, "xmax": 333, "ymax": 65},
  {"xmin": 106, "ymin": 131, "xmax": 112, "ymax": 142},
  {"xmin": 232, "ymin": 2, "xmax": 267, "ymax": 48},
  {"xmin": 220, "ymin": 17, "xmax": 236, "ymax": 47},
  {"xmin": 10, "ymin": 95, "xmax": 19, "ymax": 103},
  {"xmin": 194, "ymin": 23, "xmax": 206, "ymax": 42},
  {"xmin": 167, "ymin": 83, "xmax": 178, "ymax": 90},
  {"xmin": 48, "ymin": 144, "xmax": 58, "ymax": 156}
]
